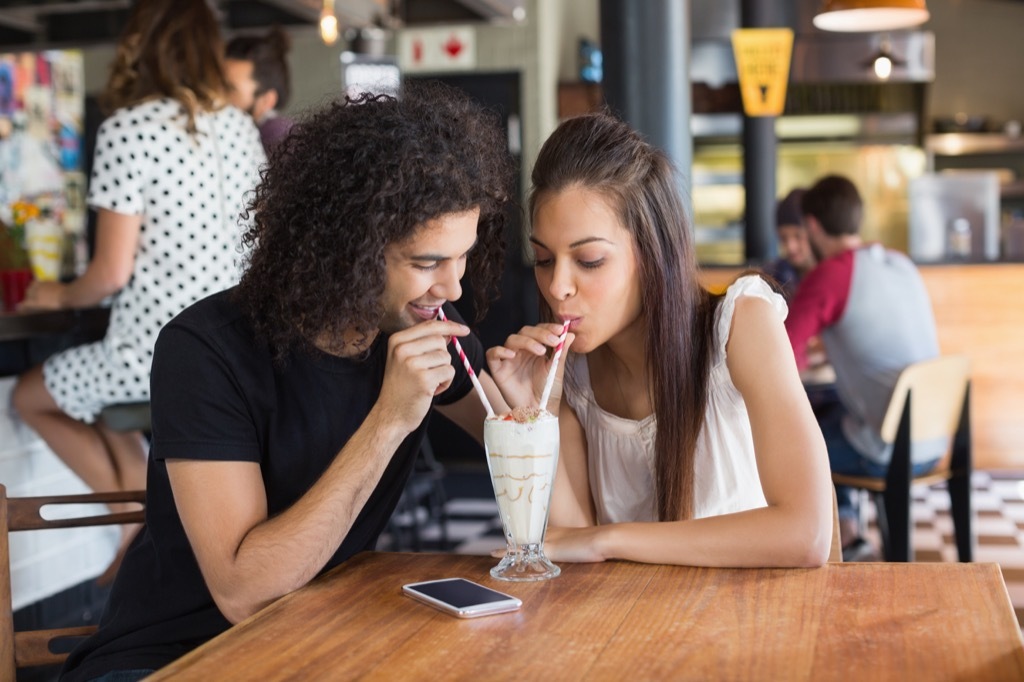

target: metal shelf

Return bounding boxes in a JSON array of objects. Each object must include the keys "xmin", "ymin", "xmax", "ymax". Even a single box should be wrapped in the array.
[
  {"xmin": 1001, "ymin": 181, "xmax": 1024, "ymax": 199},
  {"xmin": 926, "ymin": 133, "xmax": 1024, "ymax": 156}
]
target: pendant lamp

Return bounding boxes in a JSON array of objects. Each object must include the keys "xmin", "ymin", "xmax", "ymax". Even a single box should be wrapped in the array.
[
  {"xmin": 813, "ymin": 0, "xmax": 929, "ymax": 32},
  {"xmin": 320, "ymin": 0, "xmax": 339, "ymax": 45}
]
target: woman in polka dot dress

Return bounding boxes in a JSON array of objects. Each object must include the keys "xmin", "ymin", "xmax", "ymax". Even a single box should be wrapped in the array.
[{"xmin": 13, "ymin": 0, "xmax": 266, "ymax": 570}]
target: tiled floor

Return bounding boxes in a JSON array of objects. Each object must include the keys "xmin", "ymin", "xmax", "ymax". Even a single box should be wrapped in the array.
[{"xmin": 380, "ymin": 468, "xmax": 1024, "ymax": 628}]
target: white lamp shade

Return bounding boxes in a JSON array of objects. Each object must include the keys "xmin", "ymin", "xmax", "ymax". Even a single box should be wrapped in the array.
[{"xmin": 814, "ymin": 1, "xmax": 929, "ymax": 32}]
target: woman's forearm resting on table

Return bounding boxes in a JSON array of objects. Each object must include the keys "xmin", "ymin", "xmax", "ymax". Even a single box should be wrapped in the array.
[
  {"xmin": 57, "ymin": 265, "xmax": 130, "ymax": 307},
  {"xmin": 550, "ymin": 503, "xmax": 832, "ymax": 568}
]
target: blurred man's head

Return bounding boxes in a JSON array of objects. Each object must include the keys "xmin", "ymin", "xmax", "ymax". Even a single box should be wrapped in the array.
[
  {"xmin": 775, "ymin": 188, "xmax": 814, "ymax": 274},
  {"xmin": 801, "ymin": 175, "xmax": 864, "ymax": 261},
  {"xmin": 225, "ymin": 27, "xmax": 291, "ymax": 123}
]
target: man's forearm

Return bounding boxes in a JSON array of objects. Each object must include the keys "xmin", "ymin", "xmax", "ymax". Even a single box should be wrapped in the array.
[{"xmin": 210, "ymin": 407, "xmax": 410, "ymax": 622}]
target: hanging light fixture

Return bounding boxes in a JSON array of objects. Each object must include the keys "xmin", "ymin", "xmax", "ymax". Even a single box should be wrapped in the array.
[
  {"xmin": 813, "ymin": 0, "xmax": 930, "ymax": 33},
  {"xmin": 860, "ymin": 37, "xmax": 906, "ymax": 80},
  {"xmin": 320, "ymin": 0, "xmax": 339, "ymax": 45}
]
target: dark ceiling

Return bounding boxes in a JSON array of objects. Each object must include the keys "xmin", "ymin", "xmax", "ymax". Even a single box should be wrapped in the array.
[{"xmin": 0, "ymin": 0, "xmax": 523, "ymax": 50}]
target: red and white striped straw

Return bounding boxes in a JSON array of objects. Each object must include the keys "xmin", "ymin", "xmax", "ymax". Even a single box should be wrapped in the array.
[
  {"xmin": 539, "ymin": 320, "xmax": 571, "ymax": 412},
  {"xmin": 437, "ymin": 308, "xmax": 494, "ymax": 417}
]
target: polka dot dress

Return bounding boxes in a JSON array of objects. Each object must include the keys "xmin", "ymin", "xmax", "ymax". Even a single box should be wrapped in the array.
[{"xmin": 43, "ymin": 98, "xmax": 266, "ymax": 423}]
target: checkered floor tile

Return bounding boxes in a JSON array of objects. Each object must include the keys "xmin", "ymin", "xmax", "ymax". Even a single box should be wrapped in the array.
[{"xmin": 380, "ymin": 468, "xmax": 1024, "ymax": 627}]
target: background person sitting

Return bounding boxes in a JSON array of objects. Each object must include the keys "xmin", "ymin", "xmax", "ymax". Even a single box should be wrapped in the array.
[
  {"xmin": 763, "ymin": 188, "xmax": 814, "ymax": 300},
  {"xmin": 784, "ymin": 175, "xmax": 941, "ymax": 561},
  {"xmin": 12, "ymin": 0, "xmax": 266, "ymax": 581},
  {"xmin": 225, "ymin": 26, "xmax": 294, "ymax": 154}
]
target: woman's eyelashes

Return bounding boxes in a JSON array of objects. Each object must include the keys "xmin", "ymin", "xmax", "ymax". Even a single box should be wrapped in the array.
[{"xmin": 531, "ymin": 255, "xmax": 606, "ymax": 270}]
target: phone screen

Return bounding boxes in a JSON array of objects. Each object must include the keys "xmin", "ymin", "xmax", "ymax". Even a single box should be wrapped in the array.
[
  {"xmin": 403, "ymin": 578, "xmax": 522, "ymax": 618},
  {"xmin": 407, "ymin": 578, "xmax": 512, "ymax": 608}
]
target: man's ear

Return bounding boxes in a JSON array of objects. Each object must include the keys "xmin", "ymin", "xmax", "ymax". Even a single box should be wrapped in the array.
[
  {"xmin": 803, "ymin": 215, "xmax": 822, "ymax": 237},
  {"xmin": 252, "ymin": 88, "xmax": 279, "ymax": 120}
]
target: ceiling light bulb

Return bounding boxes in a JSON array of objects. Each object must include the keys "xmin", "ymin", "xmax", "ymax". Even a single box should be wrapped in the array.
[
  {"xmin": 874, "ymin": 54, "xmax": 893, "ymax": 79},
  {"xmin": 320, "ymin": 0, "xmax": 339, "ymax": 45}
]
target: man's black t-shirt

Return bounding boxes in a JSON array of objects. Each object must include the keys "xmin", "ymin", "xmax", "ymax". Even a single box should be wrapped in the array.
[{"xmin": 61, "ymin": 288, "xmax": 483, "ymax": 680}]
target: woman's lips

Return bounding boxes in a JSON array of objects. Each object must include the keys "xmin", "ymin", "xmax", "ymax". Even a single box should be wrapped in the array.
[{"xmin": 559, "ymin": 316, "xmax": 582, "ymax": 332}]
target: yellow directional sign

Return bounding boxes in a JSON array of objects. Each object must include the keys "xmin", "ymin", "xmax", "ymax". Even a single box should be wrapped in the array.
[{"xmin": 731, "ymin": 28, "xmax": 794, "ymax": 117}]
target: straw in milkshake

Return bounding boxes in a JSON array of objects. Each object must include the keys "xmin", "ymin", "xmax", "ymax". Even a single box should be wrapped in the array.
[
  {"xmin": 538, "ymin": 320, "xmax": 571, "ymax": 412},
  {"xmin": 437, "ymin": 307, "xmax": 494, "ymax": 417}
]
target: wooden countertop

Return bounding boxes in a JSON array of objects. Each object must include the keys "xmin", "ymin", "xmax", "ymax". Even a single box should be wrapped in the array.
[
  {"xmin": 0, "ymin": 307, "xmax": 109, "ymax": 377},
  {"xmin": 0, "ymin": 307, "xmax": 109, "ymax": 343},
  {"xmin": 147, "ymin": 552, "xmax": 1024, "ymax": 681}
]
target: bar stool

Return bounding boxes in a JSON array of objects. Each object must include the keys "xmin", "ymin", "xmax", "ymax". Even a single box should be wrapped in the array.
[{"xmin": 98, "ymin": 401, "xmax": 151, "ymax": 434}]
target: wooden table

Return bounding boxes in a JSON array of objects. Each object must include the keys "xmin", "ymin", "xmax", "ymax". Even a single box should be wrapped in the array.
[{"xmin": 148, "ymin": 552, "xmax": 1024, "ymax": 681}]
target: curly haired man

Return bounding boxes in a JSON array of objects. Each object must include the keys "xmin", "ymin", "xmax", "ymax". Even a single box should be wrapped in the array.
[{"xmin": 62, "ymin": 83, "xmax": 518, "ymax": 682}]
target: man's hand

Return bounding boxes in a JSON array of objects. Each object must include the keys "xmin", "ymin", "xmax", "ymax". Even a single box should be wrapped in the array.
[
  {"xmin": 486, "ymin": 323, "xmax": 574, "ymax": 409},
  {"xmin": 376, "ymin": 319, "xmax": 468, "ymax": 433}
]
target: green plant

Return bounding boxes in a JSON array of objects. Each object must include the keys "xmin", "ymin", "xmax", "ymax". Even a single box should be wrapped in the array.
[
  {"xmin": 0, "ymin": 220, "xmax": 30, "ymax": 271},
  {"xmin": 1, "ymin": 200, "xmax": 41, "ymax": 271}
]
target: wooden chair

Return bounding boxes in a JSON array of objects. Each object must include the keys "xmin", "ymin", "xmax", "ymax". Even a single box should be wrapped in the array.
[
  {"xmin": 387, "ymin": 438, "xmax": 450, "ymax": 551},
  {"xmin": 831, "ymin": 355, "xmax": 972, "ymax": 562},
  {"xmin": 829, "ymin": 485, "xmax": 843, "ymax": 563},
  {"xmin": 1, "ymin": 484, "xmax": 145, "ymax": 676}
]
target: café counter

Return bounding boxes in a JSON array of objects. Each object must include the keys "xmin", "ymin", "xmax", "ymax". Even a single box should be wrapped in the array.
[
  {"xmin": 0, "ymin": 306, "xmax": 109, "ymax": 375},
  {"xmin": 699, "ymin": 262, "xmax": 1024, "ymax": 471}
]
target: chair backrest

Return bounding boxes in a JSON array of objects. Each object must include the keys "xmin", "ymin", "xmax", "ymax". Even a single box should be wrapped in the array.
[
  {"xmin": 1, "ymin": 484, "xmax": 145, "ymax": 676},
  {"xmin": 880, "ymin": 355, "xmax": 971, "ymax": 446}
]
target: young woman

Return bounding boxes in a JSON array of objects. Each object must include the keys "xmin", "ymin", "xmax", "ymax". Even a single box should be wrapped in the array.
[
  {"xmin": 487, "ymin": 113, "xmax": 832, "ymax": 567},
  {"xmin": 13, "ymin": 0, "xmax": 266, "ymax": 580}
]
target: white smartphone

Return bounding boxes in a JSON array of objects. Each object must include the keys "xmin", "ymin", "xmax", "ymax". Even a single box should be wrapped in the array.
[{"xmin": 402, "ymin": 578, "xmax": 522, "ymax": 618}]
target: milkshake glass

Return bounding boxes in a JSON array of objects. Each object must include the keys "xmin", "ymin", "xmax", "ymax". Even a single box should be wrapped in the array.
[{"xmin": 484, "ymin": 409, "xmax": 560, "ymax": 581}]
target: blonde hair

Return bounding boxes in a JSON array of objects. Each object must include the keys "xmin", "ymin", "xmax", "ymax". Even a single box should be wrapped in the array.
[{"xmin": 101, "ymin": 0, "xmax": 228, "ymax": 132}]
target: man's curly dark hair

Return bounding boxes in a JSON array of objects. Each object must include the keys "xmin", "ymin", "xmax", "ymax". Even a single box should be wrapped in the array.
[{"xmin": 235, "ymin": 82, "xmax": 514, "ymax": 358}]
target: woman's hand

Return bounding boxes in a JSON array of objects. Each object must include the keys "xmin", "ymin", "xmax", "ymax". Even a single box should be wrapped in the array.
[
  {"xmin": 17, "ymin": 281, "xmax": 65, "ymax": 311},
  {"xmin": 486, "ymin": 323, "xmax": 573, "ymax": 410},
  {"xmin": 542, "ymin": 526, "xmax": 607, "ymax": 563}
]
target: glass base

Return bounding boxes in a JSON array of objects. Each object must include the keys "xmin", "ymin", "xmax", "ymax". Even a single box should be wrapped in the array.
[{"xmin": 490, "ymin": 543, "xmax": 560, "ymax": 582}]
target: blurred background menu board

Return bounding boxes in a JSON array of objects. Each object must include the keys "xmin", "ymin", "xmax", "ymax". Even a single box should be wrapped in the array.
[{"xmin": 0, "ymin": 50, "xmax": 86, "ymax": 280}]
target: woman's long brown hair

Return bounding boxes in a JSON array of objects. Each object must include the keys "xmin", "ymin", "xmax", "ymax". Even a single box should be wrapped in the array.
[
  {"xmin": 101, "ymin": 0, "xmax": 229, "ymax": 131},
  {"xmin": 529, "ymin": 113, "xmax": 722, "ymax": 521}
]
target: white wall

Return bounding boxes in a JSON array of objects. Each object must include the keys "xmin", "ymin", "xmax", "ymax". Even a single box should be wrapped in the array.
[{"xmin": 556, "ymin": 0, "xmax": 600, "ymax": 83}]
